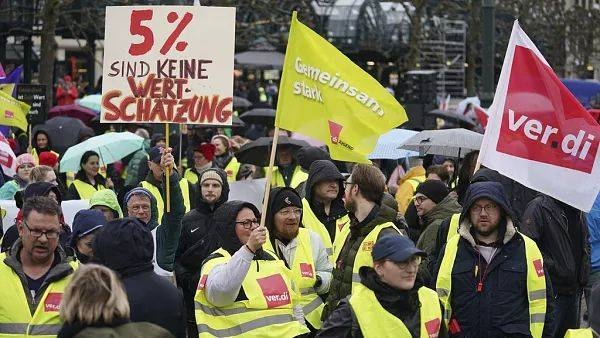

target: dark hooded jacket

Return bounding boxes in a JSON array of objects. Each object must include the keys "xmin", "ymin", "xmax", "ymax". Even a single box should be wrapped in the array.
[
  {"xmin": 304, "ymin": 160, "xmax": 348, "ymax": 241},
  {"xmin": 323, "ymin": 200, "xmax": 400, "ymax": 320},
  {"xmin": 520, "ymin": 195, "xmax": 590, "ymax": 295},
  {"xmin": 318, "ymin": 266, "xmax": 448, "ymax": 338},
  {"xmin": 173, "ymin": 168, "xmax": 229, "ymax": 337},
  {"xmin": 92, "ymin": 218, "xmax": 186, "ymax": 338},
  {"xmin": 433, "ymin": 182, "xmax": 555, "ymax": 338}
]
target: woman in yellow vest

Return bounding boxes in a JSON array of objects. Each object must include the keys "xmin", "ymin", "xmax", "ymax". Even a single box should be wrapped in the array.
[
  {"xmin": 194, "ymin": 201, "xmax": 309, "ymax": 337},
  {"xmin": 264, "ymin": 187, "xmax": 333, "ymax": 332},
  {"xmin": 67, "ymin": 150, "xmax": 114, "ymax": 200},
  {"xmin": 318, "ymin": 235, "xmax": 445, "ymax": 338},
  {"xmin": 30, "ymin": 130, "xmax": 60, "ymax": 164}
]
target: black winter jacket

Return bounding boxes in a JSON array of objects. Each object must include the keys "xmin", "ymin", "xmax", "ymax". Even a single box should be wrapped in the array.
[
  {"xmin": 93, "ymin": 218, "xmax": 186, "ymax": 338},
  {"xmin": 323, "ymin": 204, "xmax": 400, "ymax": 320},
  {"xmin": 520, "ymin": 195, "xmax": 590, "ymax": 295}
]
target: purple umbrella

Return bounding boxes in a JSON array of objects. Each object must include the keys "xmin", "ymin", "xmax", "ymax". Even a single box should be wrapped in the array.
[{"xmin": 49, "ymin": 104, "xmax": 98, "ymax": 125}]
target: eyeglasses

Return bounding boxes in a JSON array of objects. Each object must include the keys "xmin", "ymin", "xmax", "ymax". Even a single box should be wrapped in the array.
[
  {"xmin": 388, "ymin": 255, "xmax": 422, "ymax": 269},
  {"xmin": 23, "ymin": 220, "xmax": 61, "ymax": 239},
  {"xmin": 278, "ymin": 208, "xmax": 302, "ymax": 218},
  {"xmin": 235, "ymin": 219, "xmax": 259, "ymax": 230},
  {"xmin": 471, "ymin": 204, "xmax": 498, "ymax": 214},
  {"xmin": 413, "ymin": 195, "xmax": 429, "ymax": 205},
  {"xmin": 343, "ymin": 181, "xmax": 356, "ymax": 189}
]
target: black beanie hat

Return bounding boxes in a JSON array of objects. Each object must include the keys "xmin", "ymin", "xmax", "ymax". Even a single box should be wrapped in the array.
[
  {"xmin": 415, "ymin": 180, "xmax": 449, "ymax": 204},
  {"xmin": 271, "ymin": 188, "xmax": 303, "ymax": 214}
]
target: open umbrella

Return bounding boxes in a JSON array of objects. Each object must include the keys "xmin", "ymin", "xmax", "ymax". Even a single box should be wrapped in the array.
[
  {"xmin": 59, "ymin": 132, "xmax": 144, "ymax": 173},
  {"xmin": 235, "ymin": 136, "xmax": 310, "ymax": 166},
  {"xmin": 239, "ymin": 108, "xmax": 275, "ymax": 125},
  {"xmin": 428, "ymin": 109, "xmax": 477, "ymax": 129},
  {"xmin": 33, "ymin": 116, "xmax": 89, "ymax": 154},
  {"xmin": 233, "ymin": 96, "xmax": 252, "ymax": 109},
  {"xmin": 77, "ymin": 94, "xmax": 102, "ymax": 112},
  {"xmin": 369, "ymin": 129, "xmax": 420, "ymax": 159},
  {"xmin": 49, "ymin": 104, "xmax": 98, "ymax": 125},
  {"xmin": 398, "ymin": 128, "xmax": 483, "ymax": 158}
]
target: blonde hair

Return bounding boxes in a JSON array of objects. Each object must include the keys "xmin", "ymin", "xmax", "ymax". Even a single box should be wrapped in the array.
[
  {"xmin": 60, "ymin": 264, "xmax": 130, "ymax": 325},
  {"xmin": 30, "ymin": 165, "xmax": 54, "ymax": 183}
]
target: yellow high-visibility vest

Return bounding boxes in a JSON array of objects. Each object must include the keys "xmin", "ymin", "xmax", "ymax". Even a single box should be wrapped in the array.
[
  {"xmin": 447, "ymin": 213, "xmax": 461, "ymax": 242},
  {"xmin": 406, "ymin": 176, "xmax": 426, "ymax": 192},
  {"xmin": 0, "ymin": 254, "xmax": 77, "ymax": 337},
  {"xmin": 72, "ymin": 179, "xmax": 106, "ymax": 200},
  {"xmin": 348, "ymin": 222, "xmax": 399, "ymax": 292},
  {"xmin": 300, "ymin": 198, "xmax": 350, "ymax": 262},
  {"xmin": 141, "ymin": 179, "xmax": 190, "ymax": 221},
  {"xmin": 564, "ymin": 329, "xmax": 594, "ymax": 338},
  {"xmin": 271, "ymin": 166, "xmax": 308, "ymax": 189},
  {"xmin": 184, "ymin": 168, "xmax": 200, "ymax": 185},
  {"xmin": 224, "ymin": 157, "xmax": 240, "ymax": 182},
  {"xmin": 194, "ymin": 248, "xmax": 309, "ymax": 337},
  {"xmin": 349, "ymin": 284, "xmax": 442, "ymax": 338},
  {"xmin": 436, "ymin": 231, "xmax": 547, "ymax": 337}
]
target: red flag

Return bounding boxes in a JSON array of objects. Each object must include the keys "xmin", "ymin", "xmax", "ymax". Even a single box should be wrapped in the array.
[
  {"xmin": 0, "ymin": 132, "xmax": 16, "ymax": 176},
  {"xmin": 479, "ymin": 21, "xmax": 600, "ymax": 211},
  {"xmin": 474, "ymin": 106, "xmax": 488, "ymax": 128}
]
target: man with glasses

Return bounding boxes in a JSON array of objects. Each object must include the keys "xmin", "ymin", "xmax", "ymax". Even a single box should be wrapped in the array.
[
  {"xmin": 319, "ymin": 235, "xmax": 445, "ymax": 337},
  {"xmin": 434, "ymin": 181, "xmax": 555, "ymax": 337},
  {"xmin": 264, "ymin": 187, "xmax": 332, "ymax": 332},
  {"xmin": 0, "ymin": 196, "xmax": 77, "ymax": 337},
  {"xmin": 323, "ymin": 164, "xmax": 400, "ymax": 320}
]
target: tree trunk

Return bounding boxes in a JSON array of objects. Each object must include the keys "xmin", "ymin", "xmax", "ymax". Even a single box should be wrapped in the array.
[
  {"xmin": 466, "ymin": 0, "xmax": 481, "ymax": 97},
  {"xmin": 38, "ymin": 0, "xmax": 61, "ymax": 105}
]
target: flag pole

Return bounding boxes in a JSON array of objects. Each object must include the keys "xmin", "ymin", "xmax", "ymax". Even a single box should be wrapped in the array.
[
  {"xmin": 259, "ymin": 126, "xmax": 280, "ymax": 228},
  {"xmin": 165, "ymin": 123, "xmax": 171, "ymax": 213}
]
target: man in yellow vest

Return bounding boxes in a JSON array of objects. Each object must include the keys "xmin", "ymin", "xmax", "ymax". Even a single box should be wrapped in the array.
[
  {"xmin": 434, "ymin": 181, "xmax": 554, "ymax": 337},
  {"xmin": 271, "ymin": 145, "xmax": 309, "ymax": 189},
  {"xmin": 0, "ymin": 196, "xmax": 77, "ymax": 337},
  {"xmin": 319, "ymin": 234, "xmax": 446, "ymax": 338},
  {"xmin": 302, "ymin": 160, "xmax": 350, "ymax": 262},
  {"xmin": 264, "ymin": 187, "xmax": 333, "ymax": 332},
  {"xmin": 322, "ymin": 164, "xmax": 400, "ymax": 320},
  {"xmin": 141, "ymin": 146, "xmax": 195, "ymax": 221}
]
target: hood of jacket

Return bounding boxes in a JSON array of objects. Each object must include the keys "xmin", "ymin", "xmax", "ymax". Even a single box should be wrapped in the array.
[
  {"xmin": 399, "ymin": 166, "xmax": 426, "ymax": 185},
  {"xmin": 212, "ymin": 200, "xmax": 261, "ymax": 255},
  {"xmin": 305, "ymin": 160, "xmax": 344, "ymax": 206},
  {"xmin": 92, "ymin": 217, "xmax": 154, "ymax": 277},
  {"xmin": 422, "ymin": 194, "xmax": 462, "ymax": 226},
  {"xmin": 458, "ymin": 181, "xmax": 517, "ymax": 246},
  {"xmin": 195, "ymin": 167, "xmax": 229, "ymax": 213},
  {"xmin": 89, "ymin": 189, "xmax": 124, "ymax": 218},
  {"xmin": 124, "ymin": 187, "xmax": 159, "ymax": 231}
]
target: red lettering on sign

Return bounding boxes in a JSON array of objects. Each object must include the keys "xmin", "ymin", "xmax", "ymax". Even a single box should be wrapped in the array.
[
  {"xmin": 257, "ymin": 274, "xmax": 291, "ymax": 308},
  {"xmin": 300, "ymin": 263, "xmax": 314, "ymax": 278},
  {"xmin": 129, "ymin": 10, "xmax": 154, "ymax": 56},
  {"xmin": 44, "ymin": 293, "xmax": 62, "ymax": 312}
]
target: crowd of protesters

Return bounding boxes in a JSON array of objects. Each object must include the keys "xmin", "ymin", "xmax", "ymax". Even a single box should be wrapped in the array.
[{"xmin": 0, "ymin": 76, "xmax": 597, "ymax": 337}]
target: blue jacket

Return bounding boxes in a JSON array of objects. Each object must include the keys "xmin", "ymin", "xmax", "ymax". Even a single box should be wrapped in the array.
[
  {"xmin": 435, "ymin": 182, "xmax": 555, "ymax": 338},
  {"xmin": 586, "ymin": 195, "xmax": 600, "ymax": 272}
]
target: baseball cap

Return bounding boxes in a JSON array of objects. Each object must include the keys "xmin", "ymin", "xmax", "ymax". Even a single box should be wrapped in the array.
[
  {"xmin": 70, "ymin": 209, "xmax": 106, "ymax": 248},
  {"xmin": 372, "ymin": 235, "xmax": 426, "ymax": 262}
]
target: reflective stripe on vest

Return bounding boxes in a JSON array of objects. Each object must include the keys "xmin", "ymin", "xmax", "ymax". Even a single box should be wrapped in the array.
[
  {"xmin": 349, "ymin": 285, "xmax": 441, "ymax": 338},
  {"xmin": 446, "ymin": 213, "xmax": 461, "ymax": 242},
  {"xmin": 564, "ymin": 329, "xmax": 594, "ymax": 338},
  {"xmin": 141, "ymin": 179, "xmax": 190, "ymax": 222},
  {"xmin": 289, "ymin": 228, "xmax": 324, "ymax": 329},
  {"xmin": 184, "ymin": 168, "xmax": 199, "ymax": 185},
  {"xmin": 224, "ymin": 158, "xmax": 240, "ymax": 182},
  {"xmin": 271, "ymin": 166, "xmax": 309, "ymax": 189},
  {"xmin": 436, "ymin": 232, "xmax": 546, "ymax": 337},
  {"xmin": 194, "ymin": 248, "xmax": 309, "ymax": 337},
  {"xmin": 0, "ymin": 253, "xmax": 77, "ymax": 337},
  {"xmin": 349, "ymin": 222, "xmax": 399, "ymax": 292},
  {"xmin": 72, "ymin": 179, "xmax": 105, "ymax": 200},
  {"xmin": 301, "ymin": 199, "xmax": 334, "ymax": 260}
]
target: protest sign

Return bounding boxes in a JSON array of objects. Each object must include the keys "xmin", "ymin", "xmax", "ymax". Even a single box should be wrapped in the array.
[
  {"xmin": 101, "ymin": 6, "xmax": 235, "ymax": 125},
  {"xmin": 479, "ymin": 21, "xmax": 600, "ymax": 212},
  {"xmin": 16, "ymin": 84, "xmax": 47, "ymax": 126},
  {"xmin": 275, "ymin": 12, "xmax": 408, "ymax": 164}
]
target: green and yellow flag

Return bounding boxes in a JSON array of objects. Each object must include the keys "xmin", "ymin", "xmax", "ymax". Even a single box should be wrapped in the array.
[
  {"xmin": 0, "ymin": 90, "xmax": 29, "ymax": 131},
  {"xmin": 275, "ymin": 12, "xmax": 408, "ymax": 163}
]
